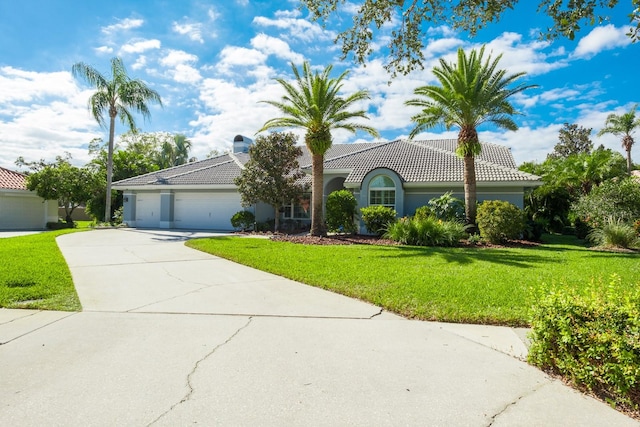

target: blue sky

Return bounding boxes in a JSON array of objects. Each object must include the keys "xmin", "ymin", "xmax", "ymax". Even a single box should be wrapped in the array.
[{"xmin": 1, "ymin": 0, "xmax": 638, "ymax": 170}]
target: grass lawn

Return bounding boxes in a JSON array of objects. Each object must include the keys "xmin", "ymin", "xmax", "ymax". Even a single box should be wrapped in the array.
[
  {"xmin": 0, "ymin": 229, "xmax": 83, "ymax": 311},
  {"xmin": 186, "ymin": 234, "xmax": 640, "ymax": 326}
]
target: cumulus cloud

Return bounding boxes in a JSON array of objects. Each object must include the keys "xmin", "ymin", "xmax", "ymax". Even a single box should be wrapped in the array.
[
  {"xmin": 172, "ymin": 21, "xmax": 204, "ymax": 43},
  {"xmin": 253, "ymin": 14, "xmax": 332, "ymax": 43},
  {"xmin": 250, "ymin": 34, "xmax": 304, "ymax": 63},
  {"xmin": 573, "ymin": 25, "xmax": 631, "ymax": 58},
  {"xmin": 94, "ymin": 46, "xmax": 113, "ymax": 54},
  {"xmin": 120, "ymin": 39, "xmax": 161, "ymax": 54},
  {"xmin": 217, "ymin": 46, "xmax": 267, "ymax": 73},
  {"xmin": 102, "ymin": 18, "xmax": 144, "ymax": 34}
]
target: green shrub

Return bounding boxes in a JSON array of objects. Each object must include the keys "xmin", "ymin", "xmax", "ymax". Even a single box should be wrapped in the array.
[
  {"xmin": 360, "ymin": 206, "xmax": 397, "ymax": 236},
  {"xmin": 326, "ymin": 190, "xmax": 358, "ymax": 233},
  {"xmin": 230, "ymin": 210, "xmax": 255, "ymax": 231},
  {"xmin": 572, "ymin": 177, "xmax": 640, "ymax": 228},
  {"xmin": 476, "ymin": 200, "xmax": 525, "ymax": 244},
  {"xmin": 528, "ymin": 275, "xmax": 640, "ymax": 412},
  {"xmin": 587, "ymin": 217, "xmax": 640, "ymax": 249},
  {"xmin": 428, "ymin": 192, "xmax": 465, "ymax": 221},
  {"xmin": 46, "ymin": 221, "xmax": 75, "ymax": 230},
  {"xmin": 413, "ymin": 205, "xmax": 434, "ymax": 221},
  {"xmin": 384, "ymin": 216, "xmax": 467, "ymax": 246}
]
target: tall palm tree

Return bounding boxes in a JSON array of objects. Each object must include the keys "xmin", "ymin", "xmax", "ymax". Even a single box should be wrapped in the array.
[
  {"xmin": 72, "ymin": 57, "xmax": 162, "ymax": 222},
  {"xmin": 597, "ymin": 104, "xmax": 640, "ymax": 174},
  {"xmin": 405, "ymin": 46, "xmax": 536, "ymax": 224},
  {"xmin": 260, "ymin": 61, "xmax": 379, "ymax": 236},
  {"xmin": 156, "ymin": 134, "xmax": 192, "ymax": 168}
]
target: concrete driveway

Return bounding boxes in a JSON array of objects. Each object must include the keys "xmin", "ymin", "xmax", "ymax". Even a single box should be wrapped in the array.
[{"xmin": 0, "ymin": 229, "xmax": 636, "ymax": 426}]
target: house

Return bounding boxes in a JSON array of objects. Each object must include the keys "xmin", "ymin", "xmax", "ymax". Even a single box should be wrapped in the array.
[
  {"xmin": 112, "ymin": 136, "xmax": 541, "ymax": 232},
  {"xmin": 0, "ymin": 166, "xmax": 58, "ymax": 230}
]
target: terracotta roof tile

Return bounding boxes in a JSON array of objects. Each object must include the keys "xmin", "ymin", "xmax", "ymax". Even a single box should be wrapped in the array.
[{"xmin": 0, "ymin": 167, "xmax": 27, "ymax": 190}]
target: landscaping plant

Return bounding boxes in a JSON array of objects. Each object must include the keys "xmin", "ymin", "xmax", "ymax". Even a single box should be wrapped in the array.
[
  {"xmin": 587, "ymin": 217, "xmax": 640, "ymax": 249},
  {"xmin": 360, "ymin": 205, "xmax": 397, "ymax": 236},
  {"xmin": 326, "ymin": 189, "xmax": 358, "ymax": 233},
  {"xmin": 230, "ymin": 210, "xmax": 255, "ymax": 231},
  {"xmin": 476, "ymin": 200, "xmax": 525, "ymax": 243},
  {"xmin": 384, "ymin": 216, "xmax": 467, "ymax": 246},
  {"xmin": 528, "ymin": 275, "xmax": 640, "ymax": 413},
  {"xmin": 427, "ymin": 192, "xmax": 465, "ymax": 221}
]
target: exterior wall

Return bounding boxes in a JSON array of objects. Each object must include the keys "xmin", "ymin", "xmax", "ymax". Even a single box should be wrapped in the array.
[
  {"xmin": 123, "ymin": 193, "xmax": 136, "ymax": 225},
  {"xmin": 404, "ymin": 186, "xmax": 526, "ymax": 215},
  {"xmin": 160, "ymin": 191, "xmax": 174, "ymax": 228}
]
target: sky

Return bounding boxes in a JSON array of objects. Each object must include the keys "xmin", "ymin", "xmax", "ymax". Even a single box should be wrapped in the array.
[{"xmin": 1, "ymin": 0, "xmax": 638, "ymax": 171}]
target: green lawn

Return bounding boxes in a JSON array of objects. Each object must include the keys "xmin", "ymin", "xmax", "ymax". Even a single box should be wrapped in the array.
[
  {"xmin": 0, "ymin": 230, "xmax": 83, "ymax": 311},
  {"xmin": 186, "ymin": 234, "xmax": 640, "ymax": 326}
]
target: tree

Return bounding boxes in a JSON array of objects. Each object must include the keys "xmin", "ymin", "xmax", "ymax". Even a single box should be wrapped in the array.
[
  {"xmin": 301, "ymin": 0, "xmax": 640, "ymax": 76},
  {"xmin": 72, "ymin": 57, "xmax": 162, "ymax": 222},
  {"xmin": 234, "ymin": 132, "xmax": 309, "ymax": 232},
  {"xmin": 572, "ymin": 176, "xmax": 640, "ymax": 227},
  {"xmin": 520, "ymin": 148, "xmax": 627, "ymax": 231},
  {"xmin": 18, "ymin": 156, "xmax": 100, "ymax": 224},
  {"xmin": 548, "ymin": 123, "xmax": 593, "ymax": 159},
  {"xmin": 157, "ymin": 134, "xmax": 193, "ymax": 168},
  {"xmin": 259, "ymin": 61, "xmax": 379, "ymax": 236},
  {"xmin": 406, "ymin": 46, "xmax": 536, "ymax": 224},
  {"xmin": 597, "ymin": 104, "xmax": 640, "ymax": 174}
]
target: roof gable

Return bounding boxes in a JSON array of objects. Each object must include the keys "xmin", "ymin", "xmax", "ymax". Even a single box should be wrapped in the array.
[{"xmin": 0, "ymin": 167, "xmax": 27, "ymax": 190}]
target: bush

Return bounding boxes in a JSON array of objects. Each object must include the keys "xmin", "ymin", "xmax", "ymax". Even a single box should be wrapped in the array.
[
  {"xmin": 384, "ymin": 216, "xmax": 467, "ymax": 246},
  {"xmin": 326, "ymin": 190, "xmax": 358, "ymax": 233},
  {"xmin": 528, "ymin": 275, "xmax": 640, "ymax": 412},
  {"xmin": 476, "ymin": 200, "xmax": 526, "ymax": 244},
  {"xmin": 572, "ymin": 177, "xmax": 640, "ymax": 228},
  {"xmin": 360, "ymin": 206, "xmax": 397, "ymax": 236},
  {"xmin": 587, "ymin": 217, "xmax": 640, "ymax": 249},
  {"xmin": 46, "ymin": 221, "xmax": 75, "ymax": 230},
  {"xmin": 230, "ymin": 210, "xmax": 255, "ymax": 231},
  {"xmin": 428, "ymin": 192, "xmax": 465, "ymax": 221},
  {"xmin": 413, "ymin": 205, "xmax": 434, "ymax": 221}
]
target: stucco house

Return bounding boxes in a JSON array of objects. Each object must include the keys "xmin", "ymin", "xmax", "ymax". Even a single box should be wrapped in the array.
[
  {"xmin": 112, "ymin": 136, "xmax": 541, "ymax": 232},
  {"xmin": 0, "ymin": 166, "xmax": 58, "ymax": 230}
]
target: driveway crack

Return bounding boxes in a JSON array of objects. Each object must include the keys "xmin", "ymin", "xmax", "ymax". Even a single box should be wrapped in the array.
[
  {"xmin": 147, "ymin": 316, "xmax": 253, "ymax": 426},
  {"xmin": 486, "ymin": 381, "xmax": 549, "ymax": 426}
]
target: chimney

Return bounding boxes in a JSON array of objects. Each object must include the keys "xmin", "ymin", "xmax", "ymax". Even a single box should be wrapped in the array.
[{"xmin": 233, "ymin": 135, "xmax": 253, "ymax": 153}]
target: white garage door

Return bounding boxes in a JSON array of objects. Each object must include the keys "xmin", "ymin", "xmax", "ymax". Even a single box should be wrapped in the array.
[
  {"xmin": 136, "ymin": 193, "xmax": 161, "ymax": 228},
  {"xmin": 0, "ymin": 193, "xmax": 46, "ymax": 230},
  {"xmin": 174, "ymin": 192, "xmax": 241, "ymax": 230}
]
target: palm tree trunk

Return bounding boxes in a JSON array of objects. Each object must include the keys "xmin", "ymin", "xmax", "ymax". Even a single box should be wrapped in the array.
[
  {"xmin": 626, "ymin": 147, "xmax": 632, "ymax": 175},
  {"xmin": 105, "ymin": 113, "xmax": 116, "ymax": 223},
  {"xmin": 311, "ymin": 153, "xmax": 326, "ymax": 236},
  {"xmin": 274, "ymin": 203, "xmax": 280, "ymax": 233},
  {"xmin": 463, "ymin": 154, "xmax": 477, "ymax": 225}
]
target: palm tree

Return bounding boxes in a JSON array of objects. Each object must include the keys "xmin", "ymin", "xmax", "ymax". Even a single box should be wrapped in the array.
[
  {"xmin": 405, "ymin": 46, "xmax": 536, "ymax": 225},
  {"xmin": 260, "ymin": 61, "xmax": 379, "ymax": 236},
  {"xmin": 72, "ymin": 57, "xmax": 162, "ymax": 222},
  {"xmin": 597, "ymin": 104, "xmax": 640, "ymax": 174}
]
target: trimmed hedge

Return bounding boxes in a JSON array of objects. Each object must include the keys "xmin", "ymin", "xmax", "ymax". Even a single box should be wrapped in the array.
[
  {"xmin": 360, "ymin": 206, "xmax": 397, "ymax": 236},
  {"xmin": 528, "ymin": 275, "xmax": 640, "ymax": 412}
]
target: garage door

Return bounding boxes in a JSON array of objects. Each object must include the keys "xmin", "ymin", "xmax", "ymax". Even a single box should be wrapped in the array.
[
  {"xmin": 0, "ymin": 193, "xmax": 45, "ymax": 230},
  {"xmin": 135, "ymin": 193, "xmax": 161, "ymax": 228},
  {"xmin": 174, "ymin": 192, "xmax": 241, "ymax": 230}
]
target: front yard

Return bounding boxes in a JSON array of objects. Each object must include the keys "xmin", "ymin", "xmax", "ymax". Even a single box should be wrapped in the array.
[{"xmin": 187, "ymin": 234, "xmax": 640, "ymax": 326}]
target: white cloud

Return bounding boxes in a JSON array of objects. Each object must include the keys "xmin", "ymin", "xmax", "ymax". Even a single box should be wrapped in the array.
[
  {"xmin": 102, "ymin": 18, "xmax": 144, "ymax": 34},
  {"xmin": 250, "ymin": 34, "xmax": 304, "ymax": 63},
  {"xmin": 120, "ymin": 39, "xmax": 161, "ymax": 54},
  {"xmin": 217, "ymin": 46, "xmax": 267, "ymax": 73},
  {"xmin": 573, "ymin": 25, "xmax": 631, "ymax": 58},
  {"xmin": 160, "ymin": 49, "xmax": 198, "ymax": 67},
  {"xmin": 172, "ymin": 21, "xmax": 204, "ymax": 43},
  {"xmin": 253, "ymin": 14, "xmax": 332, "ymax": 43},
  {"xmin": 94, "ymin": 46, "xmax": 113, "ymax": 54},
  {"xmin": 158, "ymin": 50, "xmax": 201, "ymax": 84}
]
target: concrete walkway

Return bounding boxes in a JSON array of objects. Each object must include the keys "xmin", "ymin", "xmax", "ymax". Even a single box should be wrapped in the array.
[{"xmin": 0, "ymin": 229, "xmax": 636, "ymax": 426}]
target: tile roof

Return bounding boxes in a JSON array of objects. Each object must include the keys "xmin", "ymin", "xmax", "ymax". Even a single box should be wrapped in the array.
[
  {"xmin": 113, "ymin": 139, "xmax": 539, "ymax": 188},
  {"xmin": 0, "ymin": 167, "xmax": 27, "ymax": 190}
]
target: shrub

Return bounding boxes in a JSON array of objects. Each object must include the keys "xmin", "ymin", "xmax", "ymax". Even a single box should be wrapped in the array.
[
  {"xmin": 572, "ymin": 177, "xmax": 640, "ymax": 228},
  {"xmin": 428, "ymin": 192, "xmax": 465, "ymax": 221},
  {"xmin": 360, "ymin": 206, "xmax": 397, "ymax": 236},
  {"xmin": 413, "ymin": 205, "xmax": 434, "ymax": 221},
  {"xmin": 528, "ymin": 275, "xmax": 640, "ymax": 412},
  {"xmin": 230, "ymin": 210, "xmax": 255, "ymax": 231},
  {"xmin": 587, "ymin": 217, "xmax": 640, "ymax": 249},
  {"xmin": 384, "ymin": 216, "xmax": 467, "ymax": 246},
  {"xmin": 326, "ymin": 190, "xmax": 358, "ymax": 233},
  {"xmin": 476, "ymin": 200, "xmax": 526, "ymax": 244}
]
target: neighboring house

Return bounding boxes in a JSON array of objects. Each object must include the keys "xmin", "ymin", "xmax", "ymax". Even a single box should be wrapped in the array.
[
  {"xmin": 0, "ymin": 167, "xmax": 58, "ymax": 230},
  {"xmin": 112, "ymin": 135, "xmax": 541, "ymax": 232}
]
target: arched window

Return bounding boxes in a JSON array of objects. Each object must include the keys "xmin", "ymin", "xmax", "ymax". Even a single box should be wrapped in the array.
[{"xmin": 369, "ymin": 175, "xmax": 395, "ymax": 209}]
